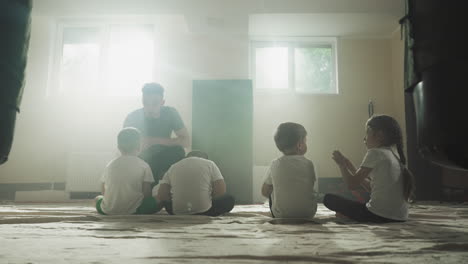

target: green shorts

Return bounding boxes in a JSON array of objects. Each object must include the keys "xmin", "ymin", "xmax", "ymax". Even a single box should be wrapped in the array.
[
  {"xmin": 135, "ymin": 197, "xmax": 163, "ymax": 215},
  {"xmin": 96, "ymin": 197, "xmax": 162, "ymax": 215},
  {"xmin": 95, "ymin": 197, "xmax": 106, "ymax": 215}
]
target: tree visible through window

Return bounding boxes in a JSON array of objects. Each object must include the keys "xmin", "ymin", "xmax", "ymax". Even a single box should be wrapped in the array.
[{"xmin": 295, "ymin": 47, "xmax": 333, "ymax": 93}]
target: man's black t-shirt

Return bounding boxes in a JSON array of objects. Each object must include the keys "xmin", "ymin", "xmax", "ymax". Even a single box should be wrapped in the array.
[{"xmin": 123, "ymin": 106, "xmax": 185, "ymax": 137}]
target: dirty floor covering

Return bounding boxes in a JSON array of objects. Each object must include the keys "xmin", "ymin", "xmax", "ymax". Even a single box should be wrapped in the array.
[{"xmin": 1, "ymin": 202, "xmax": 468, "ymax": 263}]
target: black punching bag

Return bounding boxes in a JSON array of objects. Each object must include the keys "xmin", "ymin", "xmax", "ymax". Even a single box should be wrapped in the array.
[
  {"xmin": 0, "ymin": 0, "xmax": 32, "ymax": 165},
  {"xmin": 403, "ymin": 0, "xmax": 468, "ymax": 170}
]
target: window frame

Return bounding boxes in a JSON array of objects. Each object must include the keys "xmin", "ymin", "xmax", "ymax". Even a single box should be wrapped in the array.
[
  {"xmin": 48, "ymin": 18, "xmax": 156, "ymax": 98},
  {"xmin": 250, "ymin": 37, "xmax": 339, "ymax": 95}
]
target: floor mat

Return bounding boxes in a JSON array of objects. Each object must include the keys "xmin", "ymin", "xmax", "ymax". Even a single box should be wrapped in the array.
[{"xmin": 1, "ymin": 201, "xmax": 467, "ymax": 263}]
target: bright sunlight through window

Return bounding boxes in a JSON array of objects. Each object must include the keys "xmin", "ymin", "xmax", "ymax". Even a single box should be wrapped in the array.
[
  {"xmin": 254, "ymin": 47, "xmax": 289, "ymax": 90},
  {"xmin": 54, "ymin": 23, "xmax": 154, "ymax": 97},
  {"xmin": 106, "ymin": 26, "xmax": 153, "ymax": 96}
]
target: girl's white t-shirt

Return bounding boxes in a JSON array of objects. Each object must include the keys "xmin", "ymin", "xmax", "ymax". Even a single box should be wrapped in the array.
[{"xmin": 361, "ymin": 147, "xmax": 409, "ymax": 221}]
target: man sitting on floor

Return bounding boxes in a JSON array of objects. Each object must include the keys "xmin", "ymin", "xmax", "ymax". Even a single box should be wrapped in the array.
[
  {"xmin": 123, "ymin": 83, "xmax": 190, "ymax": 186},
  {"xmin": 156, "ymin": 151, "xmax": 235, "ymax": 216}
]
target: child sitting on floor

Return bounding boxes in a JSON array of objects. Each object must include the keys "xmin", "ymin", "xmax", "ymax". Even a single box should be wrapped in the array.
[
  {"xmin": 156, "ymin": 151, "xmax": 235, "ymax": 216},
  {"xmin": 323, "ymin": 114, "xmax": 415, "ymax": 223},
  {"xmin": 95, "ymin": 127, "xmax": 162, "ymax": 215},
  {"xmin": 261, "ymin": 122, "xmax": 317, "ymax": 218}
]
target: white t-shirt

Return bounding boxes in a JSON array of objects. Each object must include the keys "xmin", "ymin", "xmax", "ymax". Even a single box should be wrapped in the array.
[
  {"xmin": 100, "ymin": 155, "xmax": 154, "ymax": 215},
  {"xmin": 361, "ymin": 147, "xmax": 409, "ymax": 221},
  {"xmin": 160, "ymin": 157, "xmax": 224, "ymax": 215},
  {"xmin": 264, "ymin": 155, "xmax": 317, "ymax": 218}
]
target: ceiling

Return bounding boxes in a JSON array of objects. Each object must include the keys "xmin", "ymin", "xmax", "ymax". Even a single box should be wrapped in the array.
[{"xmin": 32, "ymin": 0, "xmax": 405, "ymax": 36}]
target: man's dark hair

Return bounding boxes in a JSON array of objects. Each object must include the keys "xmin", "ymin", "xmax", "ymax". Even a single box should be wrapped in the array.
[
  {"xmin": 186, "ymin": 150, "xmax": 209, "ymax": 159},
  {"xmin": 274, "ymin": 122, "xmax": 307, "ymax": 153},
  {"xmin": 142, "ymin": 82, "xmax": 164, "ymax": 97}
]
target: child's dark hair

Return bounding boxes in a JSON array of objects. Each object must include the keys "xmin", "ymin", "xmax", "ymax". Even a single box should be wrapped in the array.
[
  {"xmin": 142, "ymin": 82, "xmax": 164, "ymax": 97},
  {"xmin": 118, "ymin": 127, "xmax": 141, "ymax": 153},
  {"xmin": 274, "ymin": 122, "xmax": 307, "ymax": 154},
  {"xmin": 366, "ymin": 115, "xmax": 415, "ymax": 202}
]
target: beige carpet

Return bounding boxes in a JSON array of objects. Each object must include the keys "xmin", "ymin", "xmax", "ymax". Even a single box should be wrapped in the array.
[{"xmin": 1, "ymin": 201, "xmax": 468, "ymax": 263}]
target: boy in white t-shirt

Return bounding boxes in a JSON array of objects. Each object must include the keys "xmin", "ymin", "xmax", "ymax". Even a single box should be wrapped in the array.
[
  {"xmin": 156, "ymin": 151, "xmax": 235, "ymax": 216},
  {"xmin": 261, "ymin": 122, "xmax": 317, "ymax": 218},
  {"xmin": 95, "ymin": 127, "xmax": 162, "ymax": 215}
]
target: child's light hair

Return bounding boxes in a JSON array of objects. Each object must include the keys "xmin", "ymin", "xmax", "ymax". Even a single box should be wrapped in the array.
[
  {"xmin": 274, "ymin": 122, "xmax": 307, "ymax": 154},
  {"xmin": 366, "ymin": 115, "xmax": 415, "ymax": 202},
  {"xmin": 118, "ymin": 127, "xmax": 141, "ymax": 153}
]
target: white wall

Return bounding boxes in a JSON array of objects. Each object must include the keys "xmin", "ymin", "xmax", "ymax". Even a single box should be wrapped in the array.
[
  {"xmin": 253, "ymin": 38, "xmax": 403, "ymax": 180},
  {"xmin": 0, "ymin": 15, "xmax": 249, "ymax": 184},
  {"xmin": 390, "ymin": 28, "xmax": 407, "ymax": 155},
  {"xmin": 0, "ymin": 14, "xmax": 405, "ymax": 189}
]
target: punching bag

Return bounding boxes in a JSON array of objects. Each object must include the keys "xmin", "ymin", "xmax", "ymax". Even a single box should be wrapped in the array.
[
  {"xmin": 402, "ymin": 0, "xmax": 468, "ymax": 170},
  {"xmin": 0, "ymin": 0, "xmax": 32, "ymax": 165}
]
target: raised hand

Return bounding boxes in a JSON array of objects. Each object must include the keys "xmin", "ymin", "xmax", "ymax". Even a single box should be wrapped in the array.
[{"xmin": 332, "ymin": 150, "xmax": 346, "ymax": 166}]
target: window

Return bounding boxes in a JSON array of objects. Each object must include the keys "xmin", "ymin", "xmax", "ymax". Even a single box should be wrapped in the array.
[
  {"xmin": 50, "ymin": 22, "xmax": 154, "ymax": 97},
  {"xmin": 251, "ymin": 39, "xmax": 338, "ymax": 94},
  {"xmin": 255, "ymin": 47, "xmax": 289, "ymax": 90},
  {"xmin": 59, "ymin": 27, "xmax": 100, "ymax": 96}
]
